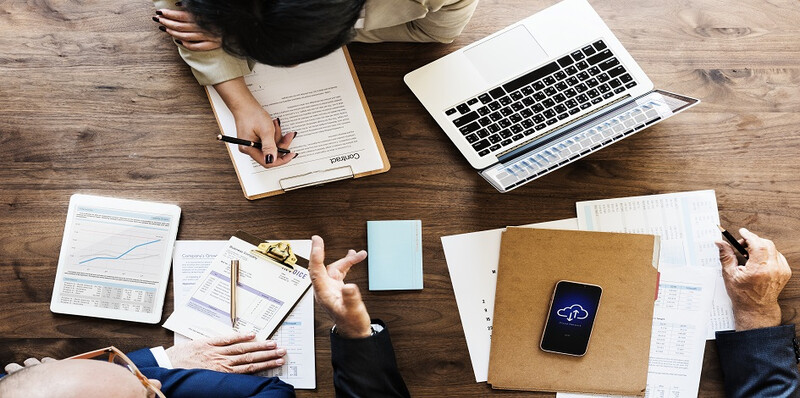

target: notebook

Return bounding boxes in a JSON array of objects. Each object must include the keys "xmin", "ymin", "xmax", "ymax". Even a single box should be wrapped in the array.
[{"xmin": 367, "ymin": 220, "xmax": 423, "ymax": 290}]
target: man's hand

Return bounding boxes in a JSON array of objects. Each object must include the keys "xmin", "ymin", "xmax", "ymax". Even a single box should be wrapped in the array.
[
  {"xmin": 154, "ymin": 8, "xmax": 221, "ymax": 51},
  {"xmin": 308, "ymin": 235, "xmax": 372, "ymax": 338},
  {"xmin": 213, "ymin": 78, "xmax": 297, "ymax": 168},
  {"xmin": 717, "ymin": 228, "xmax": 792, "ymax": 331},
  {"xmin": 4, "ymin": 357, "xmax": 56, "ymax": 374},
  {"xmin": 165, "ymin": 333, "xmax": 287, "ymax": 373}
]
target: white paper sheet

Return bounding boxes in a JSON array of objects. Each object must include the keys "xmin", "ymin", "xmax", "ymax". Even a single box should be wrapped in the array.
[
  {"xmin": 557, "ymin": 267, "xmax": 715, "ymax": 398},
  {"xmin": 169, "ymin": 239, "xmax": 315, "ymax": 388},
  {"xmin": 207, "ymin": 48, "xmax": 385, "ymax": 197},
  {"xmin": 576, "ymin": 190, "xmax": 734, "ymax": 339},
  {"xmin": 442, "ymin": 218, "xmax": 579, "ymax": 382}
]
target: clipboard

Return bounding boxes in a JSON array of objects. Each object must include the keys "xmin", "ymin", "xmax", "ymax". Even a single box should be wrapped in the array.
[
  {"xmin": 206, "ymin": 46, "xmax": 390, "ymax": 200},
  {"xmin": 163, "ymin": 232, "xmax": 312, "ymax": 341}
]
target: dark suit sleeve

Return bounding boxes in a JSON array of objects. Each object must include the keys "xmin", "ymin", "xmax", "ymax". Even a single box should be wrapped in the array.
[
  {"xmin": 330, "ymin": 319, "xmax": 410, "ymax": 398},
  {"xmin": 715, "ymin": 324, "xmax": 800, "ymax": 398},
  {"xmin": 126, "ymin": 348, "xmax": 295, "ymax": 398}
]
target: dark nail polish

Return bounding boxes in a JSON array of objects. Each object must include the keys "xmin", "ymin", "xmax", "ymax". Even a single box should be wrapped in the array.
[
  {"xmin": 276, "ymin": 118, "xmax": 281, "ymax": 127},
  {"xmin": 158, "ymin": 25, "xmax": 166, "ymax": 32},
  {"xmin": 152, "ymin": 16, "xmax": 160, "ymax": 22},
  {"xmin": 293, "ymin": 153, "xmax": 299, "ymax": 159},
  {"xmin": 155, "ymin": 10, "xmax": 163, "ymax": 15},
  {"xmin": 175, "ymin": 39, "xmax": 183, "ymax": 45},
  {"xmin": 266, "ymin": 154, "xmax": 274, "ymax": 164},
  {"xmin": 293, "ymin": 132, "xmax": 298, "ymax": 139}
]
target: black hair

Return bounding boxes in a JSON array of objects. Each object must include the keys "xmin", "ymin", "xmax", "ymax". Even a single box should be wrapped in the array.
[{"xmin": 184, "ymin": 0, "xmax": 366, "ymax": 66}]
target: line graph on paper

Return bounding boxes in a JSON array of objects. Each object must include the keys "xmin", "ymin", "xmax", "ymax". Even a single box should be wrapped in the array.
[{"xmin": 64, "ymin": 208, "xmax": 170, "ymax": 279}]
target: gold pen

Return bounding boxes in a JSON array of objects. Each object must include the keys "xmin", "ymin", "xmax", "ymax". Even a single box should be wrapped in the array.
[{"xmin": 230, "ymin": 259, "xmax": 239, "ymax": 327}]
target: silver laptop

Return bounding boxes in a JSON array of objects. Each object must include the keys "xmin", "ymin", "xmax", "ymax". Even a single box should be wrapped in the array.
[{"xmin": 404, "ymin": 0, "xmax": 698, "ymax": 192}]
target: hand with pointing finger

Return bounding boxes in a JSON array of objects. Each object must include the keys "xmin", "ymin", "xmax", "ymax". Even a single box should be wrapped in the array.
[{"xmin": 308, "ymin": 235, "xmax": 372, "ymax": 339}]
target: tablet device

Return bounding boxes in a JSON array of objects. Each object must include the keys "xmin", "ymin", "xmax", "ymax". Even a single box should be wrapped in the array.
[{"xmin": 50, "ymin": 194, "xmax": 181, "ymax": 324}]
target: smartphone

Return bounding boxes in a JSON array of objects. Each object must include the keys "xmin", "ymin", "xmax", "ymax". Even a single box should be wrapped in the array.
[{"xmin": 540, "ymin": 280, "xmax": 602, "ymax": 356}]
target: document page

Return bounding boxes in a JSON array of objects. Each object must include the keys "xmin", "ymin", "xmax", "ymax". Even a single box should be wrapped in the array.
[
  {"xmin": 50, "ymin": 195, "xmax": 180, "ymax": 324},
  {"xmin": 170, "ymin": 239, "xmax": 315, "ymax": 388},
  {"xmin": 576, "ymin": 190, "xmax": 734, "ymax": 338},
  {"xmin": 207, "ymin": 48, "xmax": 385, "ymax": 197},
  {"xmin": 557, "ymin": 267, "xmax": 714, "ymax": 398},
  {"xmin": 441, "ymin": 218, "xmax": 578, "ymax": 382}
]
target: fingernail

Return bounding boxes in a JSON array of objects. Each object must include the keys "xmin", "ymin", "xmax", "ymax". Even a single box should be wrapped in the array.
[
  {"xmin": 292, "ymin": 131, "xmax": 297, "ymax": 139},
  {"xmin": 152, "ymin": 16, "xmax": 160, "ymax": 22},
  {"xmin": 155, "ymin": 10, "xmax": 163, "ymax": 15},
  {"xmin": 277, "ymin": 348, "xmax": 287, "ymax": 356},
  {"xmin": 175, "ymin": 39, "xmax": 183, "ymax": 45},
  {"xmin": 266, "ymin": 154, "xmax": 274, "ymax": 164},
  {"xmin": 292, "ymin": 153, "xmax": 299, "ymax": 159},
  {"xmin": 276, "ymin": 358, "xmax": 285, "ymax": 365},
  {"xmin": 276, "ymin": 118, "xmax": 281, "ymax": 126},
  {"xmin": 266, "ymin": 341, "xmax": 277, "ymax": 349},
  {"xmin": 158, "ymin": 25, "xmax": 166, "ymax": 32}
]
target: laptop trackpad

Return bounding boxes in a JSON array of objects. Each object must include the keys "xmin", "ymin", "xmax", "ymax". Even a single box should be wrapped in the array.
[{"xmin": 464, "ymin": 25, "xmax": 548, "ymax": 84}]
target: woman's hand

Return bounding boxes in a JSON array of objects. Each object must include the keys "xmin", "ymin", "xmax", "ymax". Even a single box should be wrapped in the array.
[{"xmin": 154, "ymin": 7, "xmax": 221, "ymax": 51}]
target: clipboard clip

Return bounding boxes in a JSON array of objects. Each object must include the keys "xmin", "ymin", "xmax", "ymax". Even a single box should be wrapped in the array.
[{"xmin": 251, "ymin": 241, "xmax": 297, "ymax": 269}]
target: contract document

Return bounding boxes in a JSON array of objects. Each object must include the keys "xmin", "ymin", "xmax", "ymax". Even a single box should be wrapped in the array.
[
  {"xmin": 576, "ymin": 189, "xmax": 735, "ymax": 338},
  {"xmin": 557, "ymin": 267, "xmax": 715, "ymax": 398},
  {"xmin": 170, "ymin": 239, "xmax": 316, "ymax": 389},
  {"xmin": 207, "ymin": 47, "xmax": 389, "ymax": 199}
]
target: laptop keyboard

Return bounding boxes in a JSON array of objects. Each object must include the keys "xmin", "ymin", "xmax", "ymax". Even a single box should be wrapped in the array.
[{"xmin": 444, "ymin": 40, "xmax": 638, "ymax": 158}]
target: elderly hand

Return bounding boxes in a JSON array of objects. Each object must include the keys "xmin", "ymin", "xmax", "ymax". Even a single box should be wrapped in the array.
[
  {"xmin": 153, "ymin": 8, "xmax": 221, "ymax": 51},
  {"xmin": 717, "ymin": 228, "xmax": 792, "ymax": 331},
  {"xmin": 4, "ymin": 357, "xmax": 57, "ymax": 374},
  {"xmin": 308, "ymin": 235, "xmax": 372, "ymax": 338},
  {"xmin": 165, "ymin": 333, "xmax": 287, "ymax": 373}
]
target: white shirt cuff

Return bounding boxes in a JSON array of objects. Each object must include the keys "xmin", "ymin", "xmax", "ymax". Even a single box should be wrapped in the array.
[{"xmin": 149, "ymin": 346, "xmax": 173, "ymax": 369}]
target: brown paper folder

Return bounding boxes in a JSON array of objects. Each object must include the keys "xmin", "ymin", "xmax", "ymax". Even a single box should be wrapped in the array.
[{"xmin": 488, "ymin": 227, "xmax": 660, "ymax": 395}]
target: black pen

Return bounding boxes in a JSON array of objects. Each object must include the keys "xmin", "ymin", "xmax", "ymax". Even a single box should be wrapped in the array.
[
  {"xmin": 217, "ymin": 134, "xmax": 291, "ymax": 154},
  {"xmin": 717, "ymin": 225, "xmax": 749, "ymax": 259}
]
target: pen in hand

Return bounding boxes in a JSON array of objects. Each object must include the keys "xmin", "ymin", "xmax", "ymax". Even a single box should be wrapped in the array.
[
  {"xmin": 717, "ymin": 225, "xmax": 749, "ymax": 259},
  {"xmin": 217, "ymin": 134, "xmax": 291, "ymax": 154}
]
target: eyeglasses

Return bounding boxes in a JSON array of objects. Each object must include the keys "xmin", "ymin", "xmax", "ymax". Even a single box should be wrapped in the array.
[{"xmin": 68, "ymin": 346, "xmax": 166, "ymax": 398}]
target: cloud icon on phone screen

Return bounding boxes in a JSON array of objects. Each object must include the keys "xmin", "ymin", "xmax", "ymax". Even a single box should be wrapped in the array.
[{"xmin": 556, "ymin": 304, "xmax": 589, "ymax": 322}]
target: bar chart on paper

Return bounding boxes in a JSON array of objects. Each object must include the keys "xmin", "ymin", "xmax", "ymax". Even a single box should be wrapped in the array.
[{"xmin": 57, "ymin": 206, "xmax": 173, "ymax": 313}]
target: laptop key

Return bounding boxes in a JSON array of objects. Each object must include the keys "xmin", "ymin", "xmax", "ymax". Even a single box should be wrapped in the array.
[
  {"xmin": 488, "ymin": 124, "xmax": 501, "ymax": 133},
  {"xmin": 581, "ymin": 45, "xmax": 596, "ymax": 56},
  {"xmin": 555, "ymin": 71, "xmax": 567, "ymax": 80},
  {"xmin": 532, "ymin": 104, "xmax": 545, "ymax": 113},
  {"xmin": 566, "ymin": 77, "xmax": 579, "ymax": 86},
  {"xmin": 557, "ymin": 55, "xmax": 574, "ymax": 68},
  {"xmin": 468, "ymin": 98, "xmax": 479, "ymax": 105},
  {"xmin": 555, "ymin": 82, "xmax": 568, "ymax": 91},
  {"xmin": 597, "ymin": 84, "xmax": 610, "ymax": 93},
  {"xmin": 625, "ymin": 81, "xmax": 638, "ymax": 89},
  {"xmin": 575, "ymin": 83, "xmax": 588, "ymax": 93},
  {"xmin": 488, "ymin": 101, "xmax": 501, "ymax": 110},
  {"xmin": 546, "ymin": 118, "xmax": 558, "ymax": 125},
  {"xmin": 607, "ymin": 66, "xmax": 626, "ymax": 78},
  {"xmin": 465, "ymin": 133, "xmax": 479, "ymax": 143},
  {"xmin": 510, "ymin": 91, "xmax": 523, "ymax": 101},
  {"xmin": 620, "ymin": 74, "xmax": 633, "ymax": 83},
  {"xmin": 587, "ymin": 49, "xmax": 612, "ymax": 65},
  {"xmin": 603, "ymin": 92, "xmax": 614, "ymax": 99},
  {"xmin": 459, "ymin": 121, "xmax": 481, "ymax": 135},
  {"xmin": 522, "ymin": 86, "xmax": 534, "ymax": 95},
  {"xmin": 524, "ymin": 128, "xmax": 537, "ymax": 136},
  {"xmin": 472, "ymin": 139, "xmax": 490, "ymax": 151},
  {"xmin": 477, "ymin": 106, "xmax": 490, "ymax": 116},
  {"xmin": 489, "ymin": 112, "xmax": 502, "ymax": 121},
  {"xmin": 499, "ymin": 96, "xmax": 512, "ymax": 105},
  {"xmin": 580, "ymin": 103, "xmax": 591, "ymax": 109},
  {"xmin": 488, "ymin": 134, "xmax": 502, "ymax": 143},
  {"xmin": 511, "ymin": 102, "xmax": 524, "ymax": 112},
  {"xmin": 564, "ymin": 88, "xmax": 577, "ymax": 98},
  {"xmin": 542, "ymin": 98, "xmax": 555, "ymax": 108},
  {"xmin": 478, "ymin": 116, "xmax": 491, "ymax": 126},
  {"xmin": 591, "ymin": 97, "xmax": 603, "ymax": 104},
  {"xmin": 535, "ymin": 123, "xmax": 546, "ymax": 130},
  {"xmin": 511, "ymin": 125, "xmax": 523, "ymax": 134},
  {"xmin": 520, "ymin": 109, "xmax": 534, "ymax": 118},
  {"xmin": 512, "ymin": 133, "xmax": 525, "ymax": 141},
  {"xmin": 544, "ymin": 87, "xmax": 557, "ymax": 96},
  {"xmin": 599, "ymin": 58, "xmax": 619, "ymax": 70},
  {"xmin": 577, "ymin": 72, "xmax": 590, "ymax": 81},
  {"xmin": 478, "ymin": 149, "xmax": 490, "ymax": 157},
  {"xmin": 522, "ymin": 97, "xmax": 535, "ymax": 106},
  {"xmin": 565, "ymin": 99, "xmax": 578, "ymax": 108},
  {"xmin": 569, "ymin": 108, "xmax": 580, "ymax": 115},
  {"xmin": 489, "ymin": 143, "xmax": 501, "ymax": 150},
  {"xmin": 593, "ymin": 40, "xmax": 607, "ymax": 50},
  {"xmin": 553, "ymin": 93, "xmax": 567, "ymax": 103},
  {"xmin": 586, "ymin": 78, "xmax": 599, "ymax": 88},
  {"xmin": 588, "ymin": 67, "xmax": 601, "ymax": 76},
  {"xmin": 533, "ymin": 81, "xmax": 545, "ymax": 90},
  {"xmin": 555, "ymin": 104, "xmax": 567, "ymax": 114},
  {"xmin": 453, "ymin": 111, "xmax": 478, "ymax": 127},
  {"xmin": 571, "ymin": 50, "xmax": 585, "ymax": 60},
  {"xmin": 609, "ymin": 79, "xmax": 622, "ymax": 88},
  {"xmin": 478, "ymin": 93, "xmax": 492, "ymax": 104},
  {"xmin": 510, "ymin": 114, "xmax": 523, "ymax": 124},
  {"xmin": 543, "ymin": 76, "xmax": 556, "ymax": 85},
  {"xmin": 532, "ymin": 114, "xmax": 545, "ymax": 124},
  {"xmin": 533, "ymin": 92, "xmax": 547, "ymax": 101},
  {"xmin": 499, "ymin": 119, "xmax": 512, "ymax": 128},
  {"xmin": 565, "ymin": 66, "xmax": 578, "ymax": 75},
  {"xmin": 500, "ymin": 107, "xmax": 513, "ymax": 116},
  {"xmin": 489, "ymin": 87, "xmax": 506, "ymax": 99},
  {"xmin": 445, "ymin": 108, "xmax": 457, "ymax": 116},
  {"xmin": 557, "ymin": 113, "xmax": 569, "ymax": 120},
  {"xmin": 477, "ymin": 128, "xmax": 490, "ymax": 138},
  {"xmin": 597, "ymin": 73, "xmax": 610, "ymax": 83},
  {"xmin": 587, "ymin": 89, "xmax": 600, "ymax": 98},
  {"xmin": 521, "ymin": 119, "xmax": 534, "ymax": 128},
  {"xmin": 501, "ymin": 138, "xmax": 513, "ymax": 146},
  {"xmin": 457, "ymin": 104, "xmax": 470, "ymax": 114},
  {"xmin": 576, "ymin": 94, "xmax": 589, "ymax": 103},
  {"xmin": 543, "ymin": 109, "xmax": 556, "ymax": 118},
  {"xmin": 576, "ymin": 61, "xmax": 589, "ymax": 70}
]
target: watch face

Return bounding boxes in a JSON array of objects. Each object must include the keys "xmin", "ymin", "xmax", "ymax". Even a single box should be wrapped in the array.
[{"xmin": 540, "ymin": 280, "xmax": 602, "ymax": 356}]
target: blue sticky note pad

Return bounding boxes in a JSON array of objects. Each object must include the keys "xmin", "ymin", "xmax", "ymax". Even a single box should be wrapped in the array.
[{"xmin": 367, "ymin": 220, "xmax": 423, "ymax": 291}]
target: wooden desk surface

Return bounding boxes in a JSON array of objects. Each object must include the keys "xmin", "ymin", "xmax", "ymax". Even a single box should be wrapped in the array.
[{"xmin": 1, "ymin": 0, "xmax": 799, "ymax": 396}]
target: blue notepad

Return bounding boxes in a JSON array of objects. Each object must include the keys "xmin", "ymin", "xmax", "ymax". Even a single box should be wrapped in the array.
[{"xmin": 367, "ymin": 220, "xmax": 423, "ymax": 291}]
